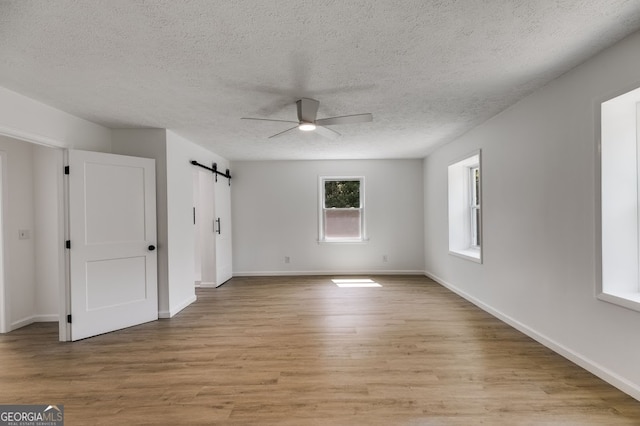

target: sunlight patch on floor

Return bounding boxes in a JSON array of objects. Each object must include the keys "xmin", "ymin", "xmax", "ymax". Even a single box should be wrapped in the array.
[{"xmin": 332, "ymin": 278, "xmax": 382, "ymax": 288}]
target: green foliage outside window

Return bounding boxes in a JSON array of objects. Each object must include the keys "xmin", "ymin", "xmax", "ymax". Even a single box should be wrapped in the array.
[{"xmin": 324, "ymin": 180, "xmax": 360, "ymax": 208}]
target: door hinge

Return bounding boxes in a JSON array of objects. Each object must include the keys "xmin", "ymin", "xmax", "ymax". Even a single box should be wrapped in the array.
[
  {"xmin": 65, "ymin": 240, "xmax": 71, "ymax": 249},
  {"xmin": 64, "ymin": 166, "xmax": 70, "ymax": 175},
  {"xmin": 67, "ymin": 314, "xmax": 72, "ymax": 323}
]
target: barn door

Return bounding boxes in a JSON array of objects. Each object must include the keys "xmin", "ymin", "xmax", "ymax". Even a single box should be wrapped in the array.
[
  {"xmin": 215, "ymin": 177, "xmax": 232, "ymax": 285},
  {"xmin": 67, "ymin": 149, "xmax": 157, "ymax": 341}
]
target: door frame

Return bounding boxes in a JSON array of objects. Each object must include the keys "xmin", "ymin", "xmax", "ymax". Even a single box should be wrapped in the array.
[
  {"xmin": 0, "ymin": 128, "xmax": 69, "ymax": 340},
  {"xmin": 0, "ymin": 150, "xmax": 7, "ymax": 333},
  {"xmin": 61, "ymin": 149, "xmax": 71, "ymax": 341}
]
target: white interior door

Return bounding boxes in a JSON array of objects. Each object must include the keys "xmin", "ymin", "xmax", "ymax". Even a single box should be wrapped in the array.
[
  {"xmin": 215, "ymin": 177, "xmax": 232, "ymax": 285},
  {"xmin": 192, "ymin": 170, "xmax": 201, "ymax": 283},
  {"xmin": 198, "ymin": 171, "xmax": 216, "ymax": 286},
  {"xmin": 68, "ymin": 149, "xmax": 157, "ymax": 341}
]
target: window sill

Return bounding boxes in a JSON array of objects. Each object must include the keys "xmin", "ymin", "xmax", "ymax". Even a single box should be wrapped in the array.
[
  {"xmin": 449, "ymin": 248, "xmax": 482, "ymax": 264},
  {"xmin": 598, "ymin": 291, "xmax": 640, "ymax": 313},
  {"xmin": 317, "ymin": 238, "xmax": 370, "ymax": 245}
]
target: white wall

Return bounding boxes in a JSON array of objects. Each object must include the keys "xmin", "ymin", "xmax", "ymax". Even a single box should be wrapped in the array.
[
  {"xmin": 0, "ymin": 85, "xmax": 237, "ymax": 328},
  {"xmin": 0, "ymin": 136, "xmax": 36, "ymax": 329},
  {"xmin": 232, "ymin": 160, "xmax": 424, "ymax": 275},
  {"xmin": 423, "ymin": 30, "xmax": 640, "ymax": 400},
  {"xmin": 0, "ymin": 86, "xmax": 111, "ymax": 151},
  {"xmin": 113, "ymin": 129, "xmax": 231, "ymax": 317},
  {"xmin": 112, "ymin": 129, "xmax": 170, "ymax": 315},
  {"xmin": 165, "ymin": 131, "xmax": 230, "ymax": 315},
  {"xmin": 0, "ymin": 87, "xmax": 111, "ymax": 338}
]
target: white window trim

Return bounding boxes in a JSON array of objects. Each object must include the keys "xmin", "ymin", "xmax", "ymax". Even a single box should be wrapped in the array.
[
  {"xmin": 448, "ymin": 151, "xmax": 482, "ymax": 263},
  {"xmin": 469, "ymin": 165, "xmax": 481, "ymax": 248},
  {"xmin": 318, "ymin": 176, "xmax": 367, "ymax": 243},
  {"xmin": 599, "ymin": 86, "xmax": 640, "ymax": 312}
]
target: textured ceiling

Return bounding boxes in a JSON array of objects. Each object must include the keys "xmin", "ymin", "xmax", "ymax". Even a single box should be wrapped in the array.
[{"xmin": 1, "ymin": 1, "xmax": 640, "ymax": 160}]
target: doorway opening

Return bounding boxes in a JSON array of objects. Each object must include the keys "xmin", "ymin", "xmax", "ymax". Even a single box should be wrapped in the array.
[{"xmin": 0, "ymin": 137, "xmax": 64, "ymax": 338}]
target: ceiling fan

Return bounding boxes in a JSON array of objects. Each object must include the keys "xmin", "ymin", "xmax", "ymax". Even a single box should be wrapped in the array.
[{"xmin": 242, "ymin": 98, "xmax": 373, "ymax": 139}]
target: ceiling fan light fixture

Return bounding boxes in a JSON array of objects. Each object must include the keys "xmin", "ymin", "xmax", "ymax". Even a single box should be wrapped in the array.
[
  {"xmin": 243, "ymin": 98, "xmax": 372, "ymax": 139},
  {"xmin": 299, "ymin": 122, "xmax": 316, "ymax": 131}
]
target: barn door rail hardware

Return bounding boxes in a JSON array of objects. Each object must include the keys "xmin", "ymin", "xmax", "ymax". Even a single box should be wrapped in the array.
[{"xmin": 190, "ymin": 160, "xmax": 232, "ymax": 185}]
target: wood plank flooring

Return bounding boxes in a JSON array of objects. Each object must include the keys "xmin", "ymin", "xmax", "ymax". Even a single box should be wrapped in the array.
[{"xmin": 1, "ymin": 275, "xmax": 639, "ymax": 425}]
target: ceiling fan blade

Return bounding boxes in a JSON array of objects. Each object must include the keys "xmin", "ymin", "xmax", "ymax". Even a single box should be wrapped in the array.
[
  {"xmin": 296, "ymin": 98, "xmax": 319, "ymax": 123},
  {"xmin": 241, "ymin": 117, "xmax": 299, "ymax": 124},
  {"xmin": 315, "ymin": 113, "xmax": 373, "ymax": 126},
  {"xmin": 314, "ymin": 125, "xmax": 340, "ymax": 140},
  {"xmin": 268, "ymin": 125, "xmax": 299, "ymax": 139}
]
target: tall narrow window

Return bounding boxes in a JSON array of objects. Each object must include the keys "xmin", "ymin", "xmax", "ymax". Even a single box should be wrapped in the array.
[
  {"xmin": 470, "ymin": 166, "xmax": 481, "ymax": 247},
  {"xmin": 600, "ymin": 85, "xmax": 640, "ymax": 312},
  {"xmin": 448, "ymin": 151, "xmax": 482, "ymax": 262},
  {"xmin": 319, "ymin": 177, "xmax": 365, "ymax": 242}
]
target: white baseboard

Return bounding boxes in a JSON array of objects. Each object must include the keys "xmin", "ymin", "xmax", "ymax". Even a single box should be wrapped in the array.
[
  {"xmin": 198, "ymin": 281, "xmax": 219, "ymax": 288},
  {"xmin": 10, "ymin": 316, "xmax": 35, "ymax": 331},
  {"xmin": 9, "ymin": 314, "xmax": 59, "ymax": 331},
  {"xmin": 233, "ymin": 270, "xmax": 425, "ymax": 277},
  {"xmin": 424, "ymin": 270, "xmax": 640, "ymax": 402},
  {"xmin": 159, "ymin": 294, "xmax": 197, "ymax": 319},
  {"xmin": 34, "ymin": 314, "xmax": 58, "ymax": 322}
]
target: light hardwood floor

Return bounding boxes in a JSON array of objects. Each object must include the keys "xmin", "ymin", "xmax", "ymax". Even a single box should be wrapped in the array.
[{"xmin": 1, "ymin": 275, "xmax": 639, "ymax": 425}]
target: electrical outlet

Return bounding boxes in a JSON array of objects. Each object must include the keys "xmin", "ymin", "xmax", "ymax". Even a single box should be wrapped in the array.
[
  {"xmin": 382, "ymin": 255, "xmax": 388, "ymax": 262},
  {"xmin": 18, "ymin": 229, "xmax": 30, "ymax": 240},
  {"xmin": 284, "ymin": 256, "xmax": 291, "ymax": 264}
]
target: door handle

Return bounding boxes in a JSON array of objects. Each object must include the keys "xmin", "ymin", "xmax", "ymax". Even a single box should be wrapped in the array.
[
  {"xmin": 216, "ymin": 218, "xmax": 221, "ymax": 235},
  {"xmin": 148, "ymin": 245, "xmax": 156, "ymax": 251}
]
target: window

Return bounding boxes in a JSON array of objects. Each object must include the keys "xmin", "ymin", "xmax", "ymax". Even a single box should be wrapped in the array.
[
  {"xmin": 319, "ymin": 177, "xmax": 365, "ymax": 242},
  {"xmin": 448, "ymin": 151, "xmax": 482, "ymax": 262},
  {"xmin": 599, "ymin": 85, "xmax": 640, "ymax": 312},
  {"xmin": 470, "ymin": 166, "xmax": 481, "ymax": 247}
]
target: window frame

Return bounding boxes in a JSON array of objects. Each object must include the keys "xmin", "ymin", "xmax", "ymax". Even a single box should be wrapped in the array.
[
  {"xmin": 598, "ymin": 85, "xmax": 640, "ymax": 312},
  {"xmin": 448, "ymin": 151, "xmax": 482, "ymax": 263},
  {"xmin": 318, "ymin": 176, "xmax": 367, "ymax": 243}
]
